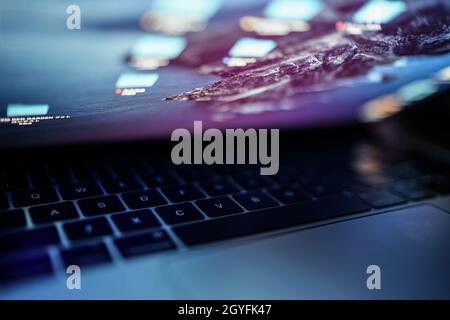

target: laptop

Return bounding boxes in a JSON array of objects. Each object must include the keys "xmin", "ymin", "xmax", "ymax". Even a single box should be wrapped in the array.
[{"xmin": 1, "ymin": 0, "xmax": 449, "ymax": 299}]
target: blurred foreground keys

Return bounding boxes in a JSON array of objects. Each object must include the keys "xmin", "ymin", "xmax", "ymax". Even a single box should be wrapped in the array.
[
  {"xmin": 0, "ymin": 253, "xmax": 53, "ymax": 284},
  {"xmin": 60, "ymin": 242, "xmax": 111, "ymax": 268},
  {"xmin": 0, "ymin": 209, "xmax": 26, "ymax": 232},
  {"xmin": 0, "ymin": 226, "xmax": 60, "ymax": 256},
  {"xmin": 174, "ymin": 194, "xmax": 370, "ymax": 246}
]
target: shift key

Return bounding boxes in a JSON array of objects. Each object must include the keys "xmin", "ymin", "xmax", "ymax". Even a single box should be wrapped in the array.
[{"xmin": 0, "ymin": 226, "xmax": 60, "ymax": 256}]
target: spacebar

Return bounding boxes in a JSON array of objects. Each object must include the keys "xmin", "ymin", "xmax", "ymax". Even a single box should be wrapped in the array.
[{"xmin": 173, "ymin": 194, "xmax": 370, "ymax": 246}]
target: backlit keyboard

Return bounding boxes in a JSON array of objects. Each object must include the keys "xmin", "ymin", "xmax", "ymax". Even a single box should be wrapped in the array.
[{"xmin": 1, "ymin": 149, "xmax": 449, "ymax": 284}]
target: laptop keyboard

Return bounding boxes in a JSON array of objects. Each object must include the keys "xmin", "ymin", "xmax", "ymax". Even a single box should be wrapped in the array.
[{"xmin": 1, "ymin": 150, "xmax": 450, "ymax": 283}]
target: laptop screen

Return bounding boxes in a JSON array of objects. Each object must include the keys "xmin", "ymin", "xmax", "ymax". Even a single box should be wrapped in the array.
[{"xmin": 1, "ymin": 0, "xmax": 449, "ymax": 147}]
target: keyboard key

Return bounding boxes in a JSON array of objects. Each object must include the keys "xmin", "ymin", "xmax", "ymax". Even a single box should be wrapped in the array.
[
  {"xmin": 0, "ymin": 253, "xmax": 53, "ymax": 283},
  {"xmin": 0, "ymin": 173, "xmax": 29, "ymax": 191},
  {"xmin": 112, "ymin": 209, "xmax": 160, "ymax": 232},
  {"xmin": 0, "ymin": 209, "xmax": 26, "ymax": 232},
  {"xmin": 420, "ymin": 173, "xmax": 450, "ymax": 194},
  {"xmin": 0, "ymin": 193, "xmax": 8, "ymax": 210},
  {"xmin": 64, "ymin": 217, "xmax": 113, "ymax": 241},
  {"xmin": 101, "ymin": 177, "xmax": 141, "ymax": 194},
  {"xmin": 233, "ymin": 191, "xmax": 278, "ymax": 211},
  {"xmin": 390, "ymin": 180, "xmax": 434, "ymax": 200},
  {"xmin": 90, "ymin": 160, "xmax": 112, "ymax": 179},
  {"xmin": 29, "ymin": 168, "xmax": 53, "ymax": 187},
  {"xmin": 78, "ymin": 195, "xmax": 125, "ymax": 216},
  {"xmin": 176, "ymin": 166, "xmax": 216, "ymax": 181},
  {"xmin": 50, "ymin": 164, "xmax": 72, "ymax": 184},
  {"xmin": 302, "ymin": 181, "xmax": 340, "ymax": 197},
  {"xmin": 196, "ymin": 197, "xmax": 243, "ymax": 217},
  {"xmin": 272, "ymin": 171, "xmax": 298, "ymax": 185},
  {"xmin": 268, "ymin": 185, "xmax": 311, "ymax": 204},
  {"xmin": 121, "ymin": 189, "xmax": 167, "ymax": 209},
  {"xmin": 59, "ymin": 182, "xmax": 103, "ymax": 200},
  {"xmin": 114, "ymin": 230, "xmax": 175, "ymax": 258},
  {"xmin": 11, "ymin": 187, "xmax": 59, "ymax": 207},
  {"xmin": 29, "ymin": 202, "xmax": 79, "ymax": 225},
  {"xmin": 161, "ymin": 184, "xmax": 205, "ymax": 203},
  {"xmin": 141, "ymin": 174, "xmax": 176, "ymax": 188},
  {"xmin": 155, "ymin": 203, "xmax": 204, "ymax": 225},
  {"xmin": 60, "ymin": 242, "xmax": 111, "ymax": 268},
  {"xmin": 360, "ymin": 174, "xmax": 396, "ymax": 187},
  {"xmin": 0, "ymin": 226, "xmax": 60, "ymax": 256},
  {"xmin": 387, "ymin": 163, "xmax": 424, "ymax": 179},
  {"xmin": 110, "ymin": 159, "xmax": 134, "ymax": 176},
  {"xmin": 173, "ymin": 194, "xmax": 370, "ymax": 246},
  {"xmin": 358, "ymin": 189, "xmax": 406, "ymax": 208},
  {"xmin": 71, "ymin": 161, "xmax": 95, "ymax": 181},
  {"xmin": 198, "ymin": 179, "xmax": 239, "ymax": 196},
  {"xmin": 233, "ymin": 175, "xmax": 273, "ymax": 190}
]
